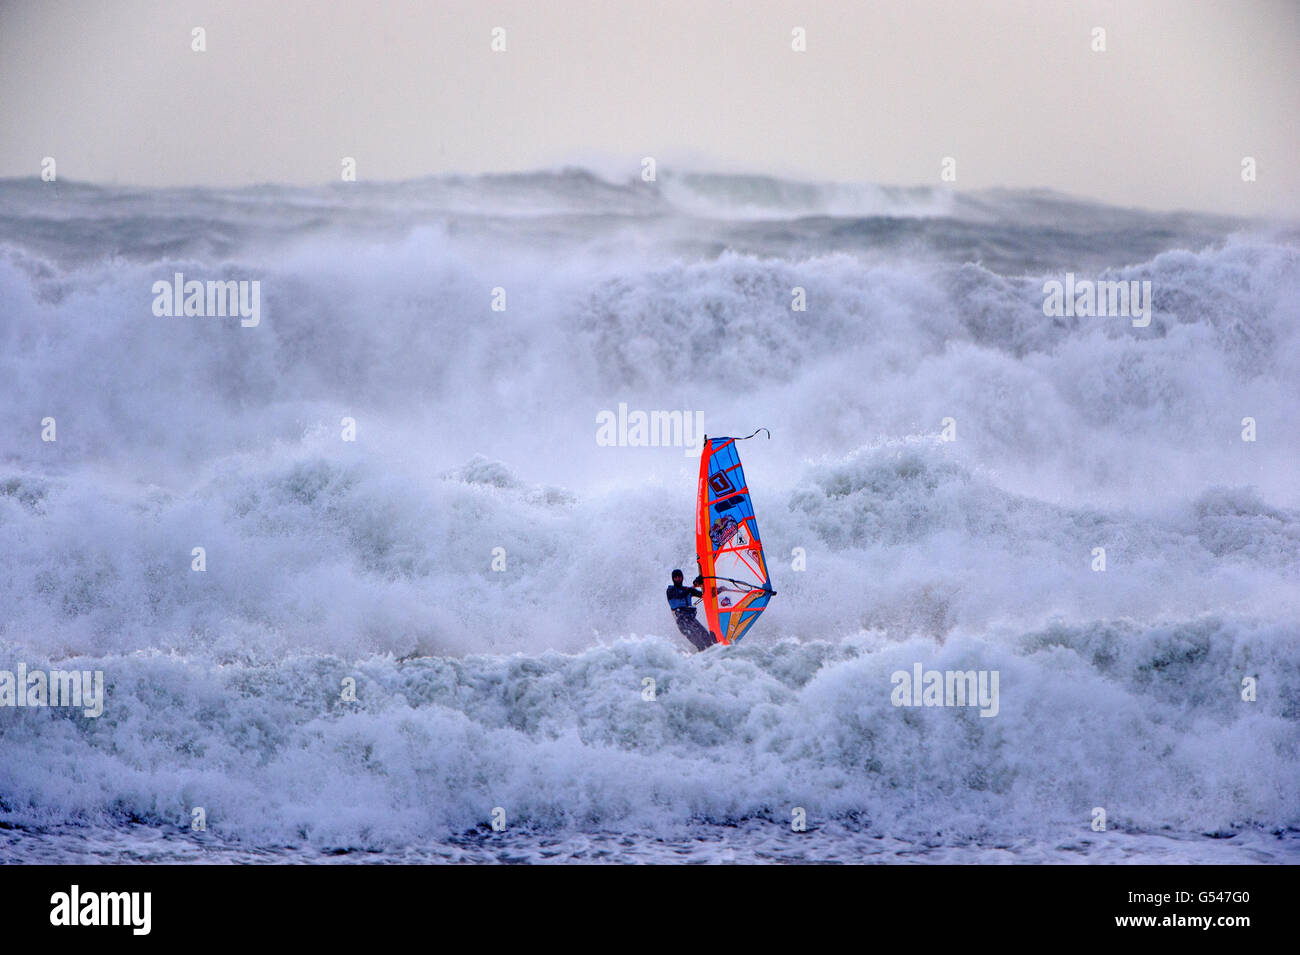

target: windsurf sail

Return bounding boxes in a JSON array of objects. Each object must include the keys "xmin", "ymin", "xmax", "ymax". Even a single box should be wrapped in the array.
[{"xmin": 695, "ymin": 431, "xmax": 776, "ymax": 644}]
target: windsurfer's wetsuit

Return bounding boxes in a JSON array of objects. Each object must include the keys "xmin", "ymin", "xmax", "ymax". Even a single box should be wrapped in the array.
[{"xmin": 666, "ymin": 583, "xmax": 717, "ymax": 651}]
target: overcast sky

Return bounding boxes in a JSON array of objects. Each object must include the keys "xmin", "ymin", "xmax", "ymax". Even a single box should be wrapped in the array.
[{"xmin": 1, "ymin": 0, "xmax": 1296, "ymax": 216}]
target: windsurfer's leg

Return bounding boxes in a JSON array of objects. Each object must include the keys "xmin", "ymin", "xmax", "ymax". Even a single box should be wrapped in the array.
[
  {"xmin": 688, "ymin": 618, "xmax": 715, "ymax": 651},
  {"xmin": 688, "ymin": 616, "xmax": 718, "ymax": 647},
  {"xmin": 675, "ymin": 614, "xmax": 713, "ymax": 651}
]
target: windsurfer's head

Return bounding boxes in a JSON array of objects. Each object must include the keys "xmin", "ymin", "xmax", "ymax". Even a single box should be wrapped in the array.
[{"xmin": 671, "ymin": 569, "xmax": 684, "ymax": 583}]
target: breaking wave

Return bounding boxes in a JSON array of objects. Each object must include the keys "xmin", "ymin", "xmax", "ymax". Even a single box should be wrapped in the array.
[{"xmin": 0, "ymin": 169, "xmax": 1297, "ymax": 859}]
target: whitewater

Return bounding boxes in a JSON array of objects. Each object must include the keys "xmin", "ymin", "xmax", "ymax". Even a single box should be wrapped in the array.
[{"xmin": 1, "ymin": 170, "xmax": 1297, "ymax": 863}]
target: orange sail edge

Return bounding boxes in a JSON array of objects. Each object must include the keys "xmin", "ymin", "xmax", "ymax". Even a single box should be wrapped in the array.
[{"xmin": 695, "ymin": 435, "xmax": 722, "ymax": 643}]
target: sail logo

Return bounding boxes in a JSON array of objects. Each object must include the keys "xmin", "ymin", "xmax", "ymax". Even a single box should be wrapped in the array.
[
  {"xmin": 49, "ymin": 886, "xmax": 151, "ymax": 935},
  {"xmin": 1042, "ymin": 273, "xmax": 1152, "ymax": 327},
  {"xmin": 595, "ymin": 404, "xmax": 703, "ymax": 457},
  {"xmin": 709, "ymin": 515, "xmax": 741, "ymax": 548},
  {"xmin": 0, "ymin": 664, "xmax": 104, "ymax": 717},
  {"xmin": 890, "ymin": 663, "xmax": 999, "ymax": 718},
  {"xmin": 152, "ymin": 272, "xmax": 261, "ymax": 327}
]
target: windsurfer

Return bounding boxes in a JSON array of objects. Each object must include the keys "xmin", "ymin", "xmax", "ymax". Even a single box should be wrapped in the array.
[{"xmin": 665, "ymin": 569, "xmax": 718, "ymax": 651}]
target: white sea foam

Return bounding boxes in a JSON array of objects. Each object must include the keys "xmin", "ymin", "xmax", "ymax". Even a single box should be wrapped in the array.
[{"xmin": 0, "ymin": 171, "xmax": 1296, "ymax": 861}]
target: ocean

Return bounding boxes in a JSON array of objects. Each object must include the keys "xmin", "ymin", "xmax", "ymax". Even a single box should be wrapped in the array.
[{"xmin": 1, "ymin": 169, "xmax": 1297, "ymax": 863}]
